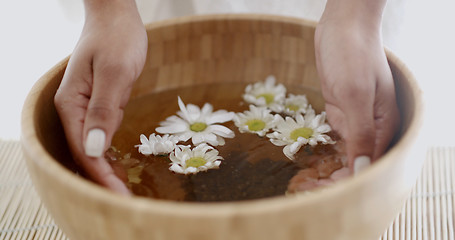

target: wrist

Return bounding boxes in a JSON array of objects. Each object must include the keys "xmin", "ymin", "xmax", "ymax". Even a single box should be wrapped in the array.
[
  {"xmin": 83, "ymin": 0, "xmax": 141, "ymax": 23},
  {"xmin": 320, "ymin": 0, "xmax": 387, "ymax": 32}
]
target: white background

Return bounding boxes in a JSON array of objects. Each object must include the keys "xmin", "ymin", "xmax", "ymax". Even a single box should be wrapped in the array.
[{"xmin": 1, "ymin": 0, "xmax": 454, "ymax": 147}]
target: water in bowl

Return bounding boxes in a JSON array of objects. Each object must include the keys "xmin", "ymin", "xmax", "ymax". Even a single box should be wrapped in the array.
[{"xmin": 106, "ymin": 82, "xmax": 347, "ymax": 202}]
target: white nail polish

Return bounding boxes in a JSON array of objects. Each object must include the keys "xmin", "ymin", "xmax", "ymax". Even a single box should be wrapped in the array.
[
  {"xmin": 85, "ymin": 128, "xmax": 106, "ymax": 157},
  {"xmin": 354, "ymin": 156, "xmax": 371, "ymax": 175}
]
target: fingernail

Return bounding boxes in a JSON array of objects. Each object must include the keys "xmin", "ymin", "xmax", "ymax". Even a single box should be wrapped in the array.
[
  {"xmin": 354, "ymin": 156, "xmax": 371, "ymax": 175},
  {"xmin": 85, "ymin": 128, "xmax": 106, "ymax": 157}
]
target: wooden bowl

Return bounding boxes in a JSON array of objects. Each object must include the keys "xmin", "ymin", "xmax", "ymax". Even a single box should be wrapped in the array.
[{"xmin": 21, "ymin": 15, "xmax": 423, "ymax": 240}]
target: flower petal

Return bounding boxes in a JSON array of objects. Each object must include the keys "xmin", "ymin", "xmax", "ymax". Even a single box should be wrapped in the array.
[
  {"xmin": 191, "ymin": 133, "xmax": 205, "ymax": 146},
  {"xmin": 309, "ymin": 138, "xmax": 318, "ymax": 146},
  {"xmin": 283, "ymin": 145, "xmax": 296, "ymax": 160},
  {"xmin": 139, "ymin": 134, "xmax": 148, "ymax": 144},
  {"xmin": 185, "ymin": 167, "xmax": 197, "ymax": 174},
  {"xmin": 169, "ymin": 164, "xmax": 184, "ymax": 174},
  {"xmin": 316, "ymin": 124, "xmax": 331, "ymax": 133},
  {"xmin": 176, "ymin": 131, "xmax": 194, "ymax": 142},
  {"xmin": 202, "ymin": 134, "xmax": 219, "ymax": 146},
  {"xmin": 207, "ymin": 125, "xmax": 235, "ymax": 138},
  {"xmin": 215, "ymin": 136, "xmax": 225, "ymax": 146},
  {"xmin": 198, "ymin": 166, "xmax": 208, "ymax": 171},
  {"xmin": 177, "ymin": 96, "xmax": 191, "ymax": 122},
  {"xmin": 202, "ymin": 133, "xmax": 218, "ymax": 145},
  {"xmin": 265, "ymin": 75, "xmax": 276, "ymax": 86},
  {"xmin": 201, "ymin": 103, "xmax": 214, "ymax": 117},
  {"xmin": 161, "ymin": 115, "xmax": 187, "ymax": 126},
  {"xmin": 156, "ymin": 124, "xmax": 187, "ymax": 134},
  {"xmin": 193, "ymin": 143, "xmax": 213, "ymax": 153},
  {"xmin": 206, "ymin": 111, "xmax": 234, "ymax": 124},
  {"xmin": 270, "ymin": 138, "xmax": 288, "ymax": 146},
  {"xmin": 186, "ymin": 104, "xmax": 201, "ymax": 121},
  {"xmin": 289, "ymin": 141, "xmax": 303, "ymax": 155}
]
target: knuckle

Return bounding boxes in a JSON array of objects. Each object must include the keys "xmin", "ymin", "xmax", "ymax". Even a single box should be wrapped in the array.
[
  {"xmin": 54, "ymin": 89, "xmax": 71, "ymax": 111},
  {"xmin": 96, "ymin": 52, "xmax": 142, "ymax": 81},
  {"xmin": 87, "ymin": 99, "xmax": 117, "ymax": 123},
  {"xmin": 334, "ymin": 83, "xmax": 375, "ymax": 111},
  {"xmin": 100, "ymin": 61, "xmax": 133, "ymax": 79},
  {"xmin": 54, "ymin": 90, "xmax": 64, "ymax": 106},
  {"xmin": 352, "ymin": 129, "xmax": 375, "ymax": 152},
  {"xmin": 337, "ymin": 82, "xmax": 369, "ymax": 99}
]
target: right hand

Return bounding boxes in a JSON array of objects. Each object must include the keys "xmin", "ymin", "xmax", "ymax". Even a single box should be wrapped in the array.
[
  {"xmin": 315, "ymin": 0, "xmax": 400, "ymax": 172},
  {"xmin": 54, "ymin": 1, "xmax": 147, "ymax": 194}
]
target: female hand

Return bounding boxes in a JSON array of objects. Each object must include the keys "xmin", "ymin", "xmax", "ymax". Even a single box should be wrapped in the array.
[
  {"xmin": 54, "ymin": 0, "xmax": 147, "ymax": 194},
  {"xmin": 315, "ymin": 0, "xmax": 400, "ymax": 172}
]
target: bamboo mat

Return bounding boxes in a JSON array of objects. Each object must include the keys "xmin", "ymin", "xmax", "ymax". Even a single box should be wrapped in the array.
[
  {"xmin": 0, "ymin": 141, "xmax": 67, "ymax": 240},
  {"xmin": 0, "ymin": 140, "xmax": 454, "ymax": 240}
]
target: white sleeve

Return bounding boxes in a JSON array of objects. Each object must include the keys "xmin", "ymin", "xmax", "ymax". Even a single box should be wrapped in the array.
[
  {"xmin": 136, "ymin": 0, "xmax": 327, "ymax": 23},
  {"xmin": 190, "ymin": 0, "xmax": 326, "ymax": 21},
  {"xmin": 136, "ymin": 0, "xmax": 197, "ymax": 24}
]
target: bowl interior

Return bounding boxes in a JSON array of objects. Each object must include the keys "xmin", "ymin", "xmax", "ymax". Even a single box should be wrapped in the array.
[{"xmin": 33, "ymin": 15, "xmax": 417, "ymax": 178}]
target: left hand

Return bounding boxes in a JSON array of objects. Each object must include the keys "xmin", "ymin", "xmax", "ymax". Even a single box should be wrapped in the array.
[{"xmin": 54, "ymin": 0, "xmax": 147, "ymax": 194}]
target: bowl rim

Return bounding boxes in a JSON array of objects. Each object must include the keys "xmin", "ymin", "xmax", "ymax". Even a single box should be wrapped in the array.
[{"xmin": 21, "ymin": 13, "xmax": 424, "ymax": 217}]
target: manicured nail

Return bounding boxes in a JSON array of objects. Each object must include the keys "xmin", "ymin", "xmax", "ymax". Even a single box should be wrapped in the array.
[
  {"xmin": 85, "ymin": 128, "xmax": 106, "ymax": 157},
  {"xmin": 354, "ymin": 156, "xmax": 371, "ymax": 175}
]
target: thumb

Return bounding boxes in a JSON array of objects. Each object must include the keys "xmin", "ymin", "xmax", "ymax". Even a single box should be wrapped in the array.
[
  {"xmin": 372, "ymin": 74, "xmax": 400, "ymax": 160},
  {"xmin": 83, "ymin": 65, "xmax": 133, "ymax": 158}
]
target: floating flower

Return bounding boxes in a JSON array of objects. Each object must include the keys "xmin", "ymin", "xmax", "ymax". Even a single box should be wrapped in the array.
[
  {"xmin": 243, "ymin": 75, "xmax": 286, "ymax": 112},
  {"xmin": 156, "ymin": 97, "xmax": 235, "ymax": 146},
  {"xmin": 266, "ymin": 111, "xmax": 335, "ymax": 160},
  {"xmin": 169, "ymin": 143, "xmax": 223, "ymax": 174},
  {"xmin": 135, "ymin": 133, "xmax": 179, "ymax": 156},
  {"xmin": 283, "ymin": 94, "xmax": 311, "ymax": 116},
  {"xmin": 233, "ymin": 105, "xmax": 281, "ymax": 137}
]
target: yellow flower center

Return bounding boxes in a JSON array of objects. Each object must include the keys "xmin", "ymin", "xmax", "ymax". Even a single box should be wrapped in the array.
[
  {"xmin": 257, "ymin": 93, "xmax": 275, "ymax": 104},
  {"xmin": 285, "ymin": 104, "xmax": 300, "ymax": 112},
  {"xmin": 190, "ymin": 122, "xmax": 207, "ymax": 132},
  {"xmin": 290, "ymin": 127, "xmax": 314, "ymax": 141},
  {"xmin": 246, "ymin": 119, "xmax": 266, "ymax": 131},
  {"xmin": 186, "ymin": 157, "xmax": 207, "ymax": 168}
]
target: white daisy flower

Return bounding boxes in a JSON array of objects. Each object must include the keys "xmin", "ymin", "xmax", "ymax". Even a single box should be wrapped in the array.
[
  {"xmin": 243, "ymin": 75, "xmax": 286, "ymax": 112},
  {"xmin": 135, "ymin": 133, "xmax": 179, "ymax": 156},
  {"xmin": 169, "ymin": 143, "xmax": 223, "ymax": 174},
  {"xmin": 233, "ymin": 105, "xmax": 281, "ymax": 137},
  {"xmin": 156, "ymin": 97, "xmax": 235, "ymax": 146},
  {"xmin": 266, "ymin": 111, "xmax": 335, "ymax": 160},
  {"xmin": 283, "ymin": 94, "xmax": 311, "ymax": 116}
]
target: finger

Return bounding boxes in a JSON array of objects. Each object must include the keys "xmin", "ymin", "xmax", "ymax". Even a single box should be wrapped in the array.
[
  {"xmin": 82, "ymin": 61, "xmax": 134, "ymax": 194},
  {"xmin": 82, "ymin": 60, "xmax": 134, "ymax": 158},
  {"xmin": 86, "ymin": 157, "xmax": 132, "ymax": 195},
  {"xmin": 336, "ymin": 81, "xmax": 376, "ymax": 170},
  {"xmin": 55, "ymin": 53, "xmax": 130, "ymax": 195}
]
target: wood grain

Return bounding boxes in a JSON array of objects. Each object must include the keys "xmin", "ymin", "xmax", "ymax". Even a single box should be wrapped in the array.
[{"xmin": 20, "ymin": 14, "xmax": 424, "ymax": 240}]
